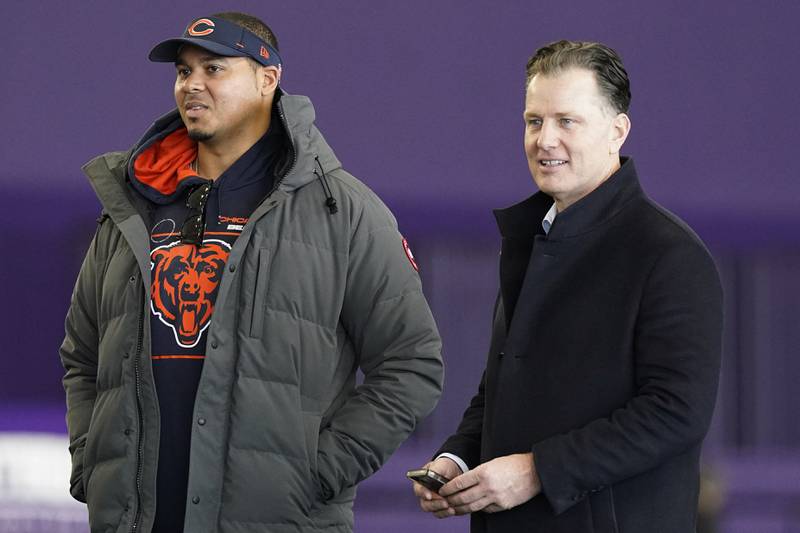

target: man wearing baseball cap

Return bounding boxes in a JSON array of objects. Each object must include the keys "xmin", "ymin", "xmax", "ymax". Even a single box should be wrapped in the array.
[{"xmin": 60, "ymin": 12, "xmax": 443, "ymax": 533}]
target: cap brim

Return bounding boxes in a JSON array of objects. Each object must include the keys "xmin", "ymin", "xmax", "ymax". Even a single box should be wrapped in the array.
[{"xmin": 148, "ymin": 37, "xmax": 250, "ymax": 62}]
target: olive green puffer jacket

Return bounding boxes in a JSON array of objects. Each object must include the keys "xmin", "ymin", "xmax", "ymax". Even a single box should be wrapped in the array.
[{"xmin": 60, "ymin": 92, "xmax": 443, "ymax": 533}]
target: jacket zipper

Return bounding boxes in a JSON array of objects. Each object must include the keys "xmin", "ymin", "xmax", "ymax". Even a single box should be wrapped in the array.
[
  {"xmin": 130, "ymin": 286, "xmax": 145, "ymax": 533},
  {"xmin": 275, "ymin": 102, "xmax": 299, "ymax": 191},
  {"xmin": 125, "ymin": 99, "xmax": 294, "ymax": 532},
  {"xmin": 248, "ymin": 101, "xmax": 298, "ymax": 213}
]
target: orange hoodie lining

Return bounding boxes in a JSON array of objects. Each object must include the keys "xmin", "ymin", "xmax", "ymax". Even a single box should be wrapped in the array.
[{"xmin": 133, "ymin": 128, "xmax": 198, "ymax": 196}]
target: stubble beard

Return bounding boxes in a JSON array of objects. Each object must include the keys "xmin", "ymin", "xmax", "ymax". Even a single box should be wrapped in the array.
[
  {"xmin": 188, "ymin": 128, "xmax": 214, "ymax": 142},
  {"xmin": 184, "ymin": 114, "xmax": 214, "ymax": 142}
]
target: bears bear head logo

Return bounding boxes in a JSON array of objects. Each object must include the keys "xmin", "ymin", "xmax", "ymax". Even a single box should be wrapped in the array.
[{"xmin": 150, "ymin": 240, "xmax": 230, "ymax": 348}]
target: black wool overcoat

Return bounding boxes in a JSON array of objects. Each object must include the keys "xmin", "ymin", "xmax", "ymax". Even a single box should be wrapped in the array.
[{"xmin": 439, "ymin": 158, "xmax": 723, "ymax": 533}]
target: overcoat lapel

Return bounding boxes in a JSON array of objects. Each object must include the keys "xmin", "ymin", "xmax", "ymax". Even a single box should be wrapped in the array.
[
  {"xmin": 503, "ymin": 236, "xmax": 563, "ymax": 359},
  {"xmin": 494, "ymin": 193, "xmax": 552, "ymax": 330},
  {"xmin": 492, "ymin": 157, "xmax": 641, "ymax": 360}
]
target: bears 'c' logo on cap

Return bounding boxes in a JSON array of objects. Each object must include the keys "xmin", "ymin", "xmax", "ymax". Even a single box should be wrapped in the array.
[
  {"xmin": 188, "ymin": 18, "xmax": 215, "ymax": 36},
  {"xmin": 259, "ymin": 46, "xmax": 270, "ymax": 60}
]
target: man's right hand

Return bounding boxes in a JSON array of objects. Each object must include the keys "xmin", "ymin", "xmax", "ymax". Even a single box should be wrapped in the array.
[{"xmin": 412, "ymin": 457, "xmax": 464, "ymax": 519}]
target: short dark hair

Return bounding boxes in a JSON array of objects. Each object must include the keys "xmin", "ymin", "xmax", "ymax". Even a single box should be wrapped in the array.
[
  {"xmin": 525, "ymin": 40, "xmax": 631, "ymax": 114},
  {"xmin": 211, "ymin": 11, "xmax": 279, "ymax": 51}
]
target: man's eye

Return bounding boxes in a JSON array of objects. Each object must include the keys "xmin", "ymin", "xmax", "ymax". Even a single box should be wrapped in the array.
[
  {"xmin": 177, "ymin": 68, "xmax": 190, "ymax": 77},
  {"xmin": 207, "ymin": 65, "xmax": 222, "ymax": 73},
  {"xmin": 527, "ymin": 118, "xmax": 542, "ymax": 127},
  {"xmin": 560, "ymin": 118, "xmax": 574, "ymax": 126}
]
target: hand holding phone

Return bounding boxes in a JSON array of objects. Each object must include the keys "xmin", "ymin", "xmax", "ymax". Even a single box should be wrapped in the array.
[{"xmin": 406, "ymin": 468, "xmax": 450, "ymax": 493}]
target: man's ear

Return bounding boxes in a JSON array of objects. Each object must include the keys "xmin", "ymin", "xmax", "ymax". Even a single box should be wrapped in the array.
[
  {"xmin": 609, "ymin": 112, "xmax": 631, "ymax": 154},
  {"xmin": 260, "ymin": 66, "xmax": 280, "ymax": 96}
]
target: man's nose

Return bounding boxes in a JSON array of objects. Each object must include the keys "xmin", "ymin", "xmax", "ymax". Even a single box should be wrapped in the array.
[
  {"xmin": 536, "ymin": 121, "xmax": 559, "ymax": 150},
  {"xmin": 181, "ymin": 72, "xmax": 205, "ymax": 93}
]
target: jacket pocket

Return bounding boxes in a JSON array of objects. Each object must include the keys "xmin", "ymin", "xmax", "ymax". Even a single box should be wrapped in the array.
[
  {"xmin": 303, "ymin": 414, "xmax": 321, "ymax": 472},
  {"xmin": 81, "ymin": 399, "xmax": 103, "ymax": 499},
  {"xmin": 589, "ymin": 486, "xmax": 619, "ymax": 533},
  {"xmin": 249, "ymin": 248, "xmax": 272, "ymax": 338}
]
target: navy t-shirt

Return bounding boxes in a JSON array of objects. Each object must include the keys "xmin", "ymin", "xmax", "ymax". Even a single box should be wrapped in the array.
[{"xmin": 147, "ymin": 127, "xmax": 281, "ymax": 533}]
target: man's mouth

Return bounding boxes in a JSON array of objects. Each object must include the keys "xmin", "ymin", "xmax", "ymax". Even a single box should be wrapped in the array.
[
  {"xmin": 184, "ymin": 101, "xmax": 208, "ymax": 111},
  {"xmin": 184, "ymin": 102, "xmax": 209, "ymax": 118},
  {"xmin": 539, "ymin": 159, "xmax": 568, "ymax": 167}
]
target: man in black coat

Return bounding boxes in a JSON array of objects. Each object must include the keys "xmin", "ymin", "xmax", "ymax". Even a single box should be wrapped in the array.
[{"xmin": 412, "ymin": 40, "xmax": 723, "ymax": 532}]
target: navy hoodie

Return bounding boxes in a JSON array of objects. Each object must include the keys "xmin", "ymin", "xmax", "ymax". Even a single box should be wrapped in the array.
[{"xmin": 129, "ymin": 114, "xmax": 284, "ymax": 533}]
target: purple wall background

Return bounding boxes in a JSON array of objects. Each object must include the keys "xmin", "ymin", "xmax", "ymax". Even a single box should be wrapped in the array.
[
  {"xmin": 4, "ymin": 1, "xmax": 800, "ymax": 217},
  {"xmin": 2, "ymin": 1, "xmax": 800, "ymax": 531}
]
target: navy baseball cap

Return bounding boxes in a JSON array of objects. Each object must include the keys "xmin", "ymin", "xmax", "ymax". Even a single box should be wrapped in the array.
[{"xmin": 149, "ymin": 16, "xmax": 282, "ymax": 68}]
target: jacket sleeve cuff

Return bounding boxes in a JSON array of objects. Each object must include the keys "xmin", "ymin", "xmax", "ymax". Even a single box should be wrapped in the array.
[
  {"xmin": 68, "ymin": 439, "xmax": 87, "ymax": 503},
  {"xmin": 532, "ymin": 441, "xmax": 587, "ymax": 515}
]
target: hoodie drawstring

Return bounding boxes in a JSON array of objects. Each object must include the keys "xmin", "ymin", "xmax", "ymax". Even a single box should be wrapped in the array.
[{"xmin": 314, "ymin": 156, "xmax": 338, "ymax": 215}]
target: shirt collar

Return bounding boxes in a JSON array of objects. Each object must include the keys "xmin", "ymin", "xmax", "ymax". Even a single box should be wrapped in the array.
[{"xmin": 542, "ymin": 202, "xmax": 557, "ymax": 235}]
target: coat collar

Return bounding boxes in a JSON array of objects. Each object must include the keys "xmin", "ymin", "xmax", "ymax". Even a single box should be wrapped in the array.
[
  {"xmin": 82, "ymin": 92, "xmax": 341, "ymax": 225},
  {"xmin": 494, "ymin": 157, "xmax": 642, "ymax": 240}
]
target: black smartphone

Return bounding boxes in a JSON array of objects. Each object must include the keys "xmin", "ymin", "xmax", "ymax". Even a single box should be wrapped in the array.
[{"xmin": 406, "ymin": 468, "xmax": 450, "ymax": 493}]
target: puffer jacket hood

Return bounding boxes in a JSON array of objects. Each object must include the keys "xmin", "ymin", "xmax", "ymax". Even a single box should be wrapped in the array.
[{"xmin": 84, "ymin": 91, "xmax": 342, "ymax": 219}]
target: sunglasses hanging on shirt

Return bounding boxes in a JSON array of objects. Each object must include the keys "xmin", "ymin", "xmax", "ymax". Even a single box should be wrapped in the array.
[{"xmin": 180, "ymin": 182, "xmax": 212, "ymax": 246}]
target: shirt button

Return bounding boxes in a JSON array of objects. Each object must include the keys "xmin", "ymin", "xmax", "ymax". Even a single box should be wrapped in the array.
[
  {"xmin": 198, "ymin": 418, "xmax": 206, "ymax": 426},
  {"xmin": 211, "ymin": 341, "xmax": 218, "ymax": 349},
  {"xmin": 228, "ymin": 263, "xmax": 236, "ymax": 272},
  {"xmin": 192, "ymin": 496, "xmax": 200, "ymax": 504},
  {"xmin": 124, "ymin": 428, "xmax": 132, "ymax": 436}
]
